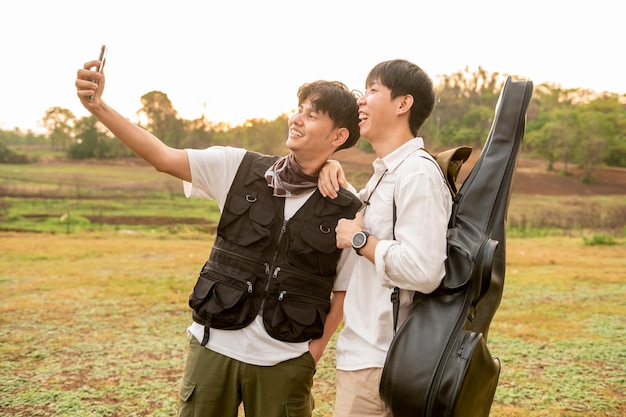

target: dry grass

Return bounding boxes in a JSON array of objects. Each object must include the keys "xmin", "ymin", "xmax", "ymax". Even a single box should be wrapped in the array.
[{"xmin": 1, "ymin": 232, "xmax": 624, "ymax": 416}]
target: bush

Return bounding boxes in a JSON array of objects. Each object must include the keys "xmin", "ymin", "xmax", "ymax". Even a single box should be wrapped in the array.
[{"xmin": 582, "ymin": 233, "xmax": 617, "ymax": 246}]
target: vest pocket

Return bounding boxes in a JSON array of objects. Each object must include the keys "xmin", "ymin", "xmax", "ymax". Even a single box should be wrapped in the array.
[
  {"xmin": 264, "ymin": 291, "xmax": 327, "ymax": 342},
  {"xmin": 286, "ymin": 219, "xmax": 339, "ymax": 275},
  {"xmin": 220, "ymin": 192, "xmax": 276, "ymax": 247},
  {"xmin": 188, "ymin": 265, "xmax": 258, "ymax": 329},
  {"xmin": 263, "ymin": 268, "xmax": 331, "ymax": 342}
]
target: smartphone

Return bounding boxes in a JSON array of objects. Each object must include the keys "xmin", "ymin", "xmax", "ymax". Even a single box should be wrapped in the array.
[{"xmin": 88, "ymin": 45, "xmax": 107, "ymax": 102}]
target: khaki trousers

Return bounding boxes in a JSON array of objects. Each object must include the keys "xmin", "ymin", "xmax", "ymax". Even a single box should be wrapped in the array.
[{"xmin": 333, "ymin": 368, "xmax": 392, "ymax": 417}]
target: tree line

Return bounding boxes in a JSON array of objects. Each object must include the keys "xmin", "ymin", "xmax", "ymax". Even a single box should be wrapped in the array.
[{"xmin": 2, "ymin": 67, "xmax": 625, "ymax": 183}]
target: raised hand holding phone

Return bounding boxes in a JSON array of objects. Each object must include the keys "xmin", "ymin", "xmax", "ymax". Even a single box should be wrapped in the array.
[{"xmin": 88, "ymin": 45, "xmax": 107, "ymax": 102}]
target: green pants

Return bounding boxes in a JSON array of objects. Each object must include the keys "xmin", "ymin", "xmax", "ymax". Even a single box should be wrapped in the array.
[{"xmin": 177, "ymin": 337, "xmax": 315, "ymax": 417}]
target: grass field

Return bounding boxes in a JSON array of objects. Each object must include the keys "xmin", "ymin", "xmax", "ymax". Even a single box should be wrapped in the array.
[
  {"xmin": 1, "ymin": 232, "xmax": 624, "ymax": 417},
  {"xmin": 1, "ymin": 154, "xmax": 625, "ymax": 416}
]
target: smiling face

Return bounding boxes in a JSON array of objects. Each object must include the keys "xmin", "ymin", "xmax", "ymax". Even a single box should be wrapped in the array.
[
  {"xmin": 357, "ymin": 79, "xmax": 404, "ymax": 144},
  {"xmin": 285, "ymin": 95, "xmax": 346, "ymax": 166}
]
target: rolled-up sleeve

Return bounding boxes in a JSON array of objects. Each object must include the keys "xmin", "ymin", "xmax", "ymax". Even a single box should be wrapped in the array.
[{"xmin": 373, "ymin": 170, "xmax": 450, "ymax": 294}]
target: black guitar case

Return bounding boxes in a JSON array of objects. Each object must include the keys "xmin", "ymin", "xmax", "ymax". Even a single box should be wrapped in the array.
[{"xmin": 379, "ymin": 77, "xmax": 534, "ymax": 417}]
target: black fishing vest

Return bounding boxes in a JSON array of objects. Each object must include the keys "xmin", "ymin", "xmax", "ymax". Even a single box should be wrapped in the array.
[{"xmin": 188, "ymin": 151, "xmax": 361, "ymax": 345}]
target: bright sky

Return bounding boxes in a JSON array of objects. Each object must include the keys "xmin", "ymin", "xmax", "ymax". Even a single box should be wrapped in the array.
[{"xmin": 1, "ymin": 0, "xmax": 623, "ymax": 133}]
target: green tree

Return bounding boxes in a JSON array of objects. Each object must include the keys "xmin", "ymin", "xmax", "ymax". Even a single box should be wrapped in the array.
[
  {"xmin": 525, "ymin": 113, "xmax": 560, "ymax": 171},
  {"xmin": 585, "ymin": 94, "xmax": 626, "ymax": 168},
  {"xmin": 429, "ymin": 66, "xmax": 504, "ymax": 149},
  {"xmin": 554, "ymin": 108, "xmax": 579, "ymax": 174},
  {"xmin": 0, "ymin": 138, "xmax": 29, "ymax": 163},
  {"xmin": 0, "ymin": 128, "xmax": 46, "ymax": 147},
  {"xmin": 42, "ymin": 107, "xmax": 76, "ymax": 150},
  {"xmin": 574, "ymin": 110, "xmax": 612, "ymax": 183},
  {"xmin": 526, "ymin": 86, "xmax": 626, "ymax": 176},
  {"xmin": 68, "ymin": 116, "xmax": 121, "ymax": 159},
  {"xmin": 183, "ymin": 115, "xmax": 215, "ymax": 149},
  {"xmin": 14, "ymin": 67, "xmax": 622, "ymax": 176},
  {"xmin": 240, "ymin": 115, "xmax": 289, "ymax": 155},
  {"xmin": 524, "ymin": 84, "xmax": 578, "ymax": 172},
  {"xmin": 137, "ymin": 91, "xmax": 185, "ymax": 148}
]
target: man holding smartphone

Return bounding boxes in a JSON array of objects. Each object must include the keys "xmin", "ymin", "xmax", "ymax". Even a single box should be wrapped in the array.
[{"xmin": 75, "ymin": 52, "xmax": 362, "ymax": 417}]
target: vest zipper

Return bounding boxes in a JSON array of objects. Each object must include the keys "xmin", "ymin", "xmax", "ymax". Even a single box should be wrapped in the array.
[
  {"xmin": 271, "ymin": 266, "xmax": 329, "ymax": 303},
  {"xmin": 203, "ymin": 264, "xmax": 254, "ymax": 293},
  {"xmin": 260, "ymin": 219, "xmax": 288, "ymax": 312},
  {"xmin": 276, "ymin": 288, "xmax": 328, "ymax": 303}
]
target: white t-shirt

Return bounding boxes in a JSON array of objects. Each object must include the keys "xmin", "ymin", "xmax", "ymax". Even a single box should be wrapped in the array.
[
  {"xmin": 184, "ymin": 146, "xmax": 352, "ymax": 366},
  {"xmin": 336, "ymin": 138, "xmax": 453, "ymax": 371}
]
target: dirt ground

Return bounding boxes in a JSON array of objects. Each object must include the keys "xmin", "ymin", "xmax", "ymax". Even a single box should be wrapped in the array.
[{"xmin": 334, "ymin": 147, "xmax": 626, "ymax": 196}]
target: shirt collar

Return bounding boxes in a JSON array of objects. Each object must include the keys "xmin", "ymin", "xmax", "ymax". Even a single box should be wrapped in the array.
[{"xmin": 372, "ymin": 137, "xmax": 425, "ymax": 174}]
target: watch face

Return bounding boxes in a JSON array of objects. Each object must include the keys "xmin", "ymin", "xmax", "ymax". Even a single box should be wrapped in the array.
[{"xmin": 352, "ymin": 232, "xmax": 366, "ymax": 248}]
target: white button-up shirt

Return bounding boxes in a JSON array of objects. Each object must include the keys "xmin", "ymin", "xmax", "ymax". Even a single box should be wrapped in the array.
[{"xmin": 336, "ymin": 137, "xmax": 453, "ymax": 370}]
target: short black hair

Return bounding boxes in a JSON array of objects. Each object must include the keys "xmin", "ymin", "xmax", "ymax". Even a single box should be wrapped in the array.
[{"xmin": 366, "ymin": 59, "xmax": 435, "ymax": 136}]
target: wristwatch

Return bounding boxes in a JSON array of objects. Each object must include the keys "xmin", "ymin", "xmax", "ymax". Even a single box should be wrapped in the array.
[{"xmin": 351, "ymin": 231, "xmax": 370, "ymax": 256}]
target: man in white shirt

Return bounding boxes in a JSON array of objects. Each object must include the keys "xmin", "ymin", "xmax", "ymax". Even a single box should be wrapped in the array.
[
  {"xmin": 76, "ymin": 57, "xmax": 362, "ymax": 417},
  {"xmin": 318, "ymin": 59, "xmax": 453, "ymax": 416}
]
